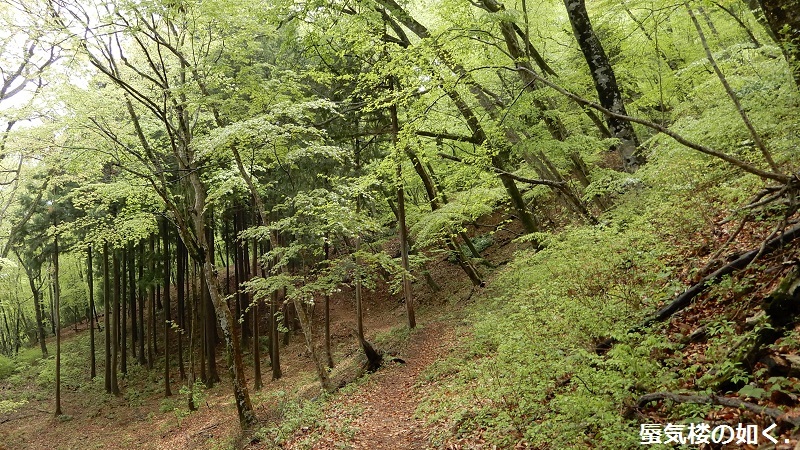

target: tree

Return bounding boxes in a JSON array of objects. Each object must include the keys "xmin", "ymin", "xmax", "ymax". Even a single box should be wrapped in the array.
[
  {"xmin": 0, "ymin": 1, "xmax": 60, "ymax": 271},
  {"xmin": 51, "ymin": 202, "xmax": 63, "ymax": 416},
  {"xmin": 564, "ymin": 0, "xmax": 644, "ymax": 171},
  {"xmin": 86, "ymin": 246, "xmax": 96, "ymax": 379},
  {"xmin": 758, "ymin": 0, "xmax": 800, "ymax": 89},
  {"xmin": 103, "ymin": 242, "xmax": 110, "ymax": 392},
  {"xmin": 49, "ymin": 0, "xmax": 258, "ymax": 427},
  {"xmin": 364, "ymin": 0, "xmax": 543, "ymax": 235},
  {"xmin": 161, "ymin": 218, "xmax": 172, "ymax": 397},
  {"xmin": 390, "ymin": 92, "xmax": 415, "ymax": 330}
]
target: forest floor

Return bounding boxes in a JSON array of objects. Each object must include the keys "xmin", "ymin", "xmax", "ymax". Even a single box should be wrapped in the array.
[
  {"xmin": 0, "ymin": 296, "xmax": 462, "ymax": 450},
  {"xmin": 283, "ymin": 318, "xmax": 460, "ymax": 450}
]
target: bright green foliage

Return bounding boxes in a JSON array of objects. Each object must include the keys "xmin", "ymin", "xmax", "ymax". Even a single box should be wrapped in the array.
[
  {"xmin": 419, "ymin": 209, "xmax": 681, "ymax": 447},
  {"xmin": 254, "ymin": 391, "xmax": 328, "ymax": 449},
  {"xmin": 416, "ymin": 115, "xmax": 793, "ymax": 447},
  {"xmin": 35, "ymin": 337, "xmax": 89, "ymax": 391},
  {"xmin": 0, "ymin": 354, "xmax": 15, "ymax": 379},
  {"xmin": 0, "ymin": 398, "xmax": 27, "ymax": 414}
]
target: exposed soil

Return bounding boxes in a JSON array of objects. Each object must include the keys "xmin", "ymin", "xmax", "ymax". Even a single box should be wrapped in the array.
[{"xmin": 294, "ymin": 319, "xmax": 458, "ymax": 450}]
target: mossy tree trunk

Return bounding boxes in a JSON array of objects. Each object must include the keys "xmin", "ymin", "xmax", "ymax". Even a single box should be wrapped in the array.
[
  {"xmin": 162, "ymin": 219, "xmax": 172, "ymax": 397},
  {"xmin": 564, "ymin": 0, "xmax": 643, "ymax": 171},
  {"xmin": 103, "ymin": 242, "xmax": 111, "ymax": 392}
]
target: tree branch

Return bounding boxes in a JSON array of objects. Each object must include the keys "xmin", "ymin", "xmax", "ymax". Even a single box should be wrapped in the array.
[{"xmin": 437, "ymin": 152, "xmax": 567, "ymax": 188}]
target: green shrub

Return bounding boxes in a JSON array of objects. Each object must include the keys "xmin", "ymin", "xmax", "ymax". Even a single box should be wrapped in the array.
[
  {"xmin": 35, "ymin": 352, "xmax": 84, "ymax": 390},
  {"xmin": 418, "ymin": 152, "xmax": 738, "ymax": 447},
  {"xmin": 0, "ymin": 354, "xmax": 16, "ymax": 379},
  {"xmin": 257, "ymin": 391, "xmax": 328, "ymax": 448},
  {"xmin": 16, "ymin": 347, "xmax": 43, "ymax": 366}
]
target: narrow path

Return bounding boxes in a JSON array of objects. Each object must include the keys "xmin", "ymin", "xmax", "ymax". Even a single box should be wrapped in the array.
[{"xmin": 306, "ymin": 320, "xmax": 456, "ymax": 450}]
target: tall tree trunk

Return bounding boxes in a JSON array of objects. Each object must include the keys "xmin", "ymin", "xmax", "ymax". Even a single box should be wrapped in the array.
[
  {"xmin": 27, "ymin": 272, "xmax": 47, "ymax": 358},
  {"xmin": 53, "ymin": 232, "xmax": 62, "ymax": 416},
  {"xmin": 233, "ymin": 209, "xmax": 243, "ymax": 348},
  {"xmin": 128, "ymin": 242, "xmax": 138, "ymax": 363},
  {"xmin": 390, "ymin": 95, "xmax": 416, "ymax": 330},
  {"xmin": 375, "ymin": 0, "xmax": 541, "ymax": 234},
  {"xmin": 251, "ymin": 238, "xmax": 263, "ymax": 390},
  {"xmin": 47, "ymin": 276, "xmax": 55, "ymax": 337},
  {"xmin": 758, "ymin": 0, "xmax": 800, "ymax": 89},
  {"xmin": 121, "ymin": 246, "xmax": 127, "ymax": 375},
  {"xmin": 697, "ymin": 5, "xmax": 719, "ymax": 35},
  {"xmin": 137, "ymin": 240, "xmax": 146, "ymax": 365},
  {"xmin": 269, "ymin": 239, "xmax": 281, "ymax": 380},
  {"xmin": 186, "ymin": 271, "xmax": 197, "ymax": 412},
  {"xmin": 1, "ymin": 307, "xmax": 10, "ymax": 356},
  {"xmin": 162, "ymin": 219, "xmax": 172, "ymax": 397},
  {"xmin": 406, "ymin": 149, "xmax": 484, "ymax": 284},
  {"xmin": 87, "ymin": 246, "xmax": 96, "ymax": 379},
  {"xmin": 224, "ymin": 219, "xmax": 231, "ymax": 297},
  {"xmin": 564, "ymin": 0, "xmax": 643, "ymax": 171},
  {"xmin": 111, "ymin": 249, "xmax": 120, "ymax": 396},
  {"xmin": 229, "ymin": 141, "xmax": 331, "ymax": 388},
  {"xmin": 103, "ymin": 242, "xmax": 111, "ymax": 392},
  {"xmin": 177, "ymin": 237, "xmax": 187, "ymax": 380},
  {"xmin": 203, "ymin": 232, "xmax": 221, "ymax": 387},
  {"xmin": 354, "ymin": 133, "xmax": 365, "ymax": 345},
  {"xmin": 147, "ymin": 235, "xmax": 155, "ymax": 370},
  {"xmin": 478, "ymin": 0, "xmax": 569, "ymax": 140},
  {"xmin": 197, "ymin": 262, "xmax": 206, "ymax": 383},
  {"xmin": 323, "ymin": 240, "xmax": 334, "ymax": 369},
  {"xmin": 710, "ymin": 1, "xmax": 761, "ymax": 48},
  {"xmin": 355, "ymin": 234, "xmax": 364, "ymax": 339},
  {"xmin": 193, "ymin": 221, "xmax": 255, "ymax": 426},
  {"xmin": 240, "ymin": 209, "xmax": 251, "ymax": 344},
  {"xmin": 353, "ymin": 121, "xmax": 368, "ymax": 344}
]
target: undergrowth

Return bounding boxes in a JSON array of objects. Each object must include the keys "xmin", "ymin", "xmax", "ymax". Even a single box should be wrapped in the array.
[
  {"xmin": 418, "ymin": 193, "xmax": 688, "ymax": 447},
  {"xmin": 416, "ymin": 78, "xmax": 798, "ymax": 447}
]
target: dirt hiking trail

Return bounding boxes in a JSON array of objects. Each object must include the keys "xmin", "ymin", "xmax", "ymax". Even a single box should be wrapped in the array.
[{"xmin": 293, "ymin": 319, "xmax": 458, "ymax": 450}]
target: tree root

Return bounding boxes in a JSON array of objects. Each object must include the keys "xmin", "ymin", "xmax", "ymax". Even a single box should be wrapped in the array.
[{"xmin": 358, "ymin": 336, "xmax": 383, "ymax": 373}]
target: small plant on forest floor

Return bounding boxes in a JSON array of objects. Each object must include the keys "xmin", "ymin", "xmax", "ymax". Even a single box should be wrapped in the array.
[
  {"xmin": 179, "ymin": 380, "xmax": 206, "ymax": 410},
  {"xmin": 159, "ymin": 398, "xmax": 176, "ymax": 413},
  {"xmin": 255, "ymin": 390, "xmax": 327, "ymax": 448},
  {"xmin": 373, "ymin": 324, "xmax": 414, "ymax": 349},
  {"xmin": 0, "ymin": 354, "xmax": 16, "ymax": 379},
  {"xmin": 671, "ymin": 402, "xmax": 714, "ymax": 421},
  {"xmin": 207, "ymin": 435, "xmax": 237, "ymax": 450},
  {"xmin": 0, "ymin": 398, "xmax": 27, "ymax": 414}
]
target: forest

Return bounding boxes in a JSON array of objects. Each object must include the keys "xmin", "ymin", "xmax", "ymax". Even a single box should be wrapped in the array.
[{"xmin": 0, "ymin": 0, "xmax": 799, "ymax": 448}]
